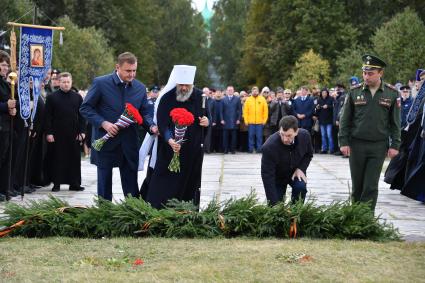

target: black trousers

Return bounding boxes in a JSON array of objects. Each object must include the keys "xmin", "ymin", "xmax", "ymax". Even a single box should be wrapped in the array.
[
  {"xmin": 0, "ymin": 132, "xmax": 10, "ymax": 194},
  {"xmin": 223, "ymin": 129, "xmax": 237, "ymax": 153}
]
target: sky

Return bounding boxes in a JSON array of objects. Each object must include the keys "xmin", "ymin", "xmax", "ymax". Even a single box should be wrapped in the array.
[{"xmin": 193, "ymin": 0, "xmax": 216, "ymax": 11}]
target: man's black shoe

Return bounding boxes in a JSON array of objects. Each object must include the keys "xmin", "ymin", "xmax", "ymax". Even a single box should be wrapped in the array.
[
  {"xmin": 51, "ymin": 186, "xmax": 60, "ymax": 192},
  {"xmin": 69, "ymin": 186, "xmax": 85, "ymax": 191},
  {"xmin": 231, "ymin": 151, "xmax": 236, "ymax": 154}
]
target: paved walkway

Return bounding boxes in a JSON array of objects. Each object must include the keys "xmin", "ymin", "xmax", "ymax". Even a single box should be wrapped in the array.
[{"xmin": 1, "ymin": 153, "xmax": 424, "ymax": 241}]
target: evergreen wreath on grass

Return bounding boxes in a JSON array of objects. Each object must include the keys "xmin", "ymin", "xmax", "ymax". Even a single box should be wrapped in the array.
[{"xmin": 0, "ymin": 193, "xmax": 400, "ymax": 241}]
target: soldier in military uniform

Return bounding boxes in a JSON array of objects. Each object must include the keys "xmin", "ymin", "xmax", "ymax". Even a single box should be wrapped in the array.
[{"xmin": 338, "ymin": 54, "xmax": 401, "ymax": 211}]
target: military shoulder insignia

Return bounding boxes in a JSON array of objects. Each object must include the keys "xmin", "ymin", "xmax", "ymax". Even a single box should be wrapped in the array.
[
  {"xmin": 385, "ymin": 83, "xmax": 398, "ymax": 91},
  {"xmin": 350, "ymin": 83, "xmax": 362, "ymax": 90}
]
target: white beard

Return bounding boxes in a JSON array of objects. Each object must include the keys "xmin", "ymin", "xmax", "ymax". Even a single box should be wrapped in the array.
[{"xmin": 176, "ymin": 86, "xmax": 193, "ymax": 102}]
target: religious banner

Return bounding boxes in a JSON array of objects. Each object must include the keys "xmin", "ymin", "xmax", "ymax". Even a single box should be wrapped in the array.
[{"xmin": 17, "ymin": 26, "xmax": 53, "ymax": 122}]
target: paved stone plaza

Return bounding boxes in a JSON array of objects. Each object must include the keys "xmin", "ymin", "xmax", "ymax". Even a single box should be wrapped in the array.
[{"xmin": 1, "ymin": 153, "xmax": 424, "ymax": 241}]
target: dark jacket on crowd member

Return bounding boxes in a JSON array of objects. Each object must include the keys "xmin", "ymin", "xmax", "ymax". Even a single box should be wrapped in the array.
[
  {"xmin": 333, "ymin": 91, "xmax": 346, "ymax": 125},
  {"xmin": 269, "ymin": 100, "xmax": 293, "ymax": 127},
  {"xmin": 212, "ymin": 99, "xmax": 223, "ymax": 126},
  {"xmin": 203, "ymin": 96, "xmax": 215, "ymax": 153},
  {"xmin": 0, "ymin": 76, "xmax": 12, "ymax": 131},
  {"xmin": 261, "ymin": 129, "xmax": 313, "ymax": 195},
  {"xmin": 317, "ymin": 95, "xmax": 334, "ymax": 125}
]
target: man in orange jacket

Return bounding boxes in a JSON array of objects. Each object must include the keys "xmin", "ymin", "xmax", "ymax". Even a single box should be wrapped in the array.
[{"xmin": 243, "ymin": 86, "xmax": 268, "ymax": 153}]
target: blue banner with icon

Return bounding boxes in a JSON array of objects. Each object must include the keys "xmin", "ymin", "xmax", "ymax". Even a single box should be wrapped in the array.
[{"xmin": 18, "ymin": 26, "xmax": 53, "ymax": 122}]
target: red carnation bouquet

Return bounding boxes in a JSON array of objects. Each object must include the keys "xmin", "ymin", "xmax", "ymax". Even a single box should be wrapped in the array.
[
  {"xmin": 168, "ymin": 108, "xmax": 195, "ymax": 172},
  {"xmin": 92, "ymin": 103, "xmax": 143, "ymax": 151}
]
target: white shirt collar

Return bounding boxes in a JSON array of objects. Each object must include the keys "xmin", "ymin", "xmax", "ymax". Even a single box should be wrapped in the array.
[{"xmin": 116, "ymin": 72, "xmax": 124, "ymax": 84}]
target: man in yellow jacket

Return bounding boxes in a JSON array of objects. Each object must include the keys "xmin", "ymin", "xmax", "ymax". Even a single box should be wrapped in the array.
[{"xmin": 243, "ymin": 86, "xmax": 269, "ymax": 153}]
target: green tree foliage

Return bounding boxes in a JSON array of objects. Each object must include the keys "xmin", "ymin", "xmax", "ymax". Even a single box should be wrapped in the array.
[
  {"xmin": 29, "ymin": 0, "xmax": 209, "ymax": 87},
  {"xmin": 0, "ymin": 0, "xmax": 33, "ymax": 54},
  {"xmin": 210, "ymin": 0, "xmax": 251, "ymax": 88},
  {"xmin": 0, "ymin": 0, "xmax": 34, "ymax": 28},
  {"xmin": 344, "ymin": 0, "xmax": 425, "ymax": 44},
  {"xmin": 334, "ymin": 44, "xmax": 368, "ymax": 85},
  {"xmin": 240, "ymin": 0, "xmax": 358, "ymax": 88},
  {"xmin": 285, "ymin": 49, "xmax": 330, "ymax": 90},
  {"xmin": 52, "ymin": 17, "xmax": 114, "ymax": 89},
  {"xmin": 153, "ymin": 0, "xmax": 209, "ymax": 87},
  {"xmin": 239, "ymin": 0, "xmax": 273, "ymax": 87},
  {"xmin": 371, "ymin": 8, "xmax": 425, "ymax": 83},
  {"xmin": 32, "ymin": 0, "xmax": 159, "ymax": 84}
]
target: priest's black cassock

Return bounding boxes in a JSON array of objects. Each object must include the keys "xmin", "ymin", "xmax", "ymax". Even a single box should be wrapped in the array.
[
  {"xmin": 44, "ymin": 89, "xmax": 85, "ymax": 187},
  {"xmin": 401, "ymin": 106, "xmax": 425, "ymax": 202},
  {"xmin": 29, "ymin": 95, "xmax": 49, "ymax": 186},
  {"xmin": 385, "ymin": 82, "xmax": 425, "ymax": 190},
  {"xmin": 143, "ymin": 87, "xmax": 208, "ymax": 209}
]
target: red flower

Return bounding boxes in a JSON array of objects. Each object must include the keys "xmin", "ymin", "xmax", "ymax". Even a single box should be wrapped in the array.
[
  {"xmin": 125, "ymin": 103, "xmax": 143, "ymax": 125},
  {"xmin": 170, "ymin": 108, "xmax": 194, "ymax": 127},
  {"xmin": 132, "ymin": 258, "xmax": 144, "ymax": 266}
]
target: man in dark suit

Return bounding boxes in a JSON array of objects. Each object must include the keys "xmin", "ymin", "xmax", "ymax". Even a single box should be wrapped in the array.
[
  {"xmin": 212, "ymin": 90, "xmax": 224, "ymax": 153},
  {"xmin": 292, "ymin": 86, "xmax": 315, "ymax": 133},
  {"xmin": 220, "ymin": 86, "xmax": 242, "ymax": 154},
  {"xmin": 202, "ymin": 87, "xmax": 214, "ymax": 153},
  {"xmin": 80, "ymin": 52, "xmax": 157, "ymax": 201},
  {"xmin": 261, "ymin": 115, "xmax": 313, "ymax": 205}
]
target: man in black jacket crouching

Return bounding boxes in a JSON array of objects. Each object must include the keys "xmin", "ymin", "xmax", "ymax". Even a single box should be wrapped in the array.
[{"xmin": 261, "ymin": 115, "xmax": 313, "ymax": 205}]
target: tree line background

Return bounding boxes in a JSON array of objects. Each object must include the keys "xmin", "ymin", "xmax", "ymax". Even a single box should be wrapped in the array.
[
  {"xmin": 211, "ymin": 0, "xmax": 425, "ymax": 89},
  {"xmin": 1, "ymin": 0, "xmax": 425, "ymax": 90}
]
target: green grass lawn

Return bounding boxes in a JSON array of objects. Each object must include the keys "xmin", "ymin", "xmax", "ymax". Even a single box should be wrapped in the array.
[{"xmin": 0, "ymin": 237, "xmax": 424, "ymax": 282}]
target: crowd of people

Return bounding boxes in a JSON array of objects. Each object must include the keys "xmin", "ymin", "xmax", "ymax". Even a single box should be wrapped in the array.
[
  {"xmin": 1, "ymin": 49, "xmax": 424, "ymax": 212},
  {"xmin": 199, "ymin": 77, "xmax": 382, "ymax": 157},
  {"xmin": 0, "ymin": 49, "xmax": 86, "ymax": 202}
]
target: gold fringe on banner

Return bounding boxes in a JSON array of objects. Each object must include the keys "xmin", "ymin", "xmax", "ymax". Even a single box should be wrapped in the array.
[{"xmin": 9, "ymin": 29, "xmax": 17, "ymax": 72}]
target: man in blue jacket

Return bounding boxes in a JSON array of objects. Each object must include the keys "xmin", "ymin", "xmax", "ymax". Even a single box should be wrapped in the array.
[
  {"xmin": 220, "ymin": 86, "xmax": 242, "ymax": 154},
  {"xmin": 292, "ymin": 86, "xmax": 315, "ymax": 133},
  {"xmin": 80, "ymin": 52, "xmax": 157, "ymax": 201}
]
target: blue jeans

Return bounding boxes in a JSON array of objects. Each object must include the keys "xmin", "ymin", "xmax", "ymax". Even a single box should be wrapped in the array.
[
  {"xmin": 248, "ymin": 124, "xmax": 263, "ymax": 152},
  {"xmin": 320, "ymin": 124, "xmax": 334, "ymax": 152}
]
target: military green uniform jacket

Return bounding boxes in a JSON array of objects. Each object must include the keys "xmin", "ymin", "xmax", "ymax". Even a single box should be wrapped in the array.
[{"xmin": 338, "ymin": 80, "xmax": 401, "ymax": 150}]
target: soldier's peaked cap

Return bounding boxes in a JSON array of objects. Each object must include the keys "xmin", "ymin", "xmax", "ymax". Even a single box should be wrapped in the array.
[{"xmin": 362, "ymin": 54, "xmax": 386, "ymax": 71}]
